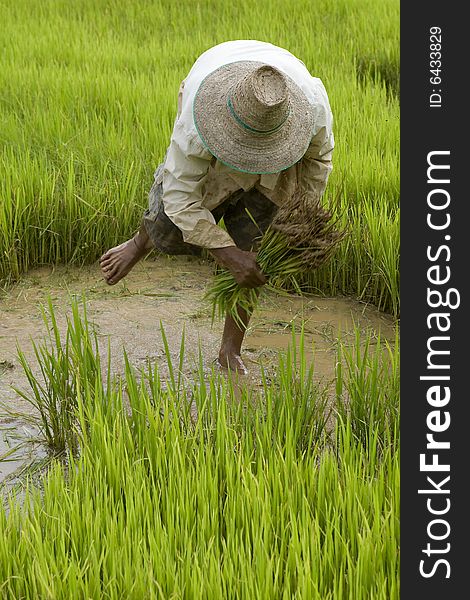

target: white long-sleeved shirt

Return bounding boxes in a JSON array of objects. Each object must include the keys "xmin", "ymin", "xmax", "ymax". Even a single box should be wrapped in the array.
[{"xmin": 156, "ymin": 40, "xmax": 335, "ymax": 248}]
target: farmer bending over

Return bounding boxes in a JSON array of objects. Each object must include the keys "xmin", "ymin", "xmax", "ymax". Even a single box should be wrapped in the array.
[{"xmin": 100, "ymin": 40, "xmax": 334, "ymax": 374}]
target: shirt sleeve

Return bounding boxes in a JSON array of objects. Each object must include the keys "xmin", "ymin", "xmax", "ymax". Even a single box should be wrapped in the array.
[
  {"xmin": 161, "ymin": 119, "xmax": 237, "ymax": 249},
  {"xmin": 298, "ymin": 126, "xmax": 334, "ymax": 199}
]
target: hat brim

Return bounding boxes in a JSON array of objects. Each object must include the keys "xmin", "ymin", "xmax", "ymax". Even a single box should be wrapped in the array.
[{"xmin": 193, "ymin": 61, "xmax": 314, "ymax": 174}]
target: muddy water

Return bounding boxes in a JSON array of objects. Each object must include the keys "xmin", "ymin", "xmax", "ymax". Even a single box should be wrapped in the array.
[
  {"xmin": 0, "ymin": 419, "xmax": 46, "ymax": 486},
  {"xmin": 0, "ymin": 256, "xmax": 397, "ymax": 485}
]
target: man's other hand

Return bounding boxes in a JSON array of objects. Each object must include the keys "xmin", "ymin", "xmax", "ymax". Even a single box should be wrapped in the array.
[{"xmin": 210, "ymin": 246, "xmax": 267, "ymax": 288}]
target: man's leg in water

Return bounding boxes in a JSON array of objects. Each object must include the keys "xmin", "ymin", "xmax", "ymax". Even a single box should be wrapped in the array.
[
  {"xmin": 218, "ymin": 298, "xmax": 259, "ymax": 375},
  {"xmin": 100, "ymin": 223, "xmax": 153, "ymax": 285},
  {"xmin": 216, "ymin": 189, "xmax": 278, "ymax": 375}
]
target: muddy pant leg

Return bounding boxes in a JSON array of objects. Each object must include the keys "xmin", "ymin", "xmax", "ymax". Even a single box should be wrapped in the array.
[{"xmin": 142, "ymin": 180, "xmax": 202, "ymax": 257}]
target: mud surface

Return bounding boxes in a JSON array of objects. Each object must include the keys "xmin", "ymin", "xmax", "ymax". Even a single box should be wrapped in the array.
[{"xmin": 1, "ymin": 256, "xmax": 397, "ymax": 485}]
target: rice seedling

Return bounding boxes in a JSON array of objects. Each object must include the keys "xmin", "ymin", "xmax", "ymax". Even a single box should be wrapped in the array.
[
  {"xmin": 3, "ymin": 295, "xmax": 110, "ymax": 456},
  {"xmin": 1, "ymin": 297, "xmax": 399, "ymax": 599},
  {"xmin": 335, "ymin": 325, "xmax": 400, "ymax": 455},
  {"xmin": 264, "ymin": 326, "xmax": 333, "ymax": 453},
  {"xmin": 205, "ymin": 191, "xmax": 347, "ymax": 326}
]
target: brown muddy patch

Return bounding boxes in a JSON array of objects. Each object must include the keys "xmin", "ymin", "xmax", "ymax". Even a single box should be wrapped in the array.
[{"xmin": 1, "ymin": 256, "xmax": 397, "ymax": 483}]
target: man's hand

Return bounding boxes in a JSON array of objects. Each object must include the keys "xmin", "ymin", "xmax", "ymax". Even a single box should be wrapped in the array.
[{"xmin": 210, "ymin": 246, "xmax": 267, "ymax": 288}]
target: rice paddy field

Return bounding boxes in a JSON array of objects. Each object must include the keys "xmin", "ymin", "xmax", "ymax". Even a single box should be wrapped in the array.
[{"xmin": 0, "ymin": 0, "xmax": 400, "ymax": 598}]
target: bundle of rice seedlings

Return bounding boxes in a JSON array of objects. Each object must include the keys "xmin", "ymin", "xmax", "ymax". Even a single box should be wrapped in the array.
[{"xmin": 205, "ymin": 190, "xmax": 348, "ymax": 325}]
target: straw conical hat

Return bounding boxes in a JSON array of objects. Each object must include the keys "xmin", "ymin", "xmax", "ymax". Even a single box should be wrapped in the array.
[{"xmin": 193, "ymin": 61, "xmax": 314, "ymax": 174}]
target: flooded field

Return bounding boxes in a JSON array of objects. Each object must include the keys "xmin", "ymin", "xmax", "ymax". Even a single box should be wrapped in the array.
[{"xmin": 1, "ymin": 256, "xmax": 397, "ymax": 486}]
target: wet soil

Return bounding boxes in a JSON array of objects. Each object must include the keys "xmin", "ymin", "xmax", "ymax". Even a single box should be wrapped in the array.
[{"xmin": 1, "ymin": 256, "xmax": 397, "ymax": 485}]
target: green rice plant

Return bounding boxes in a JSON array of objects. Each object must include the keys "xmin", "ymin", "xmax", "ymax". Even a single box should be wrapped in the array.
[
  {"xmin": 0, "ymin": 307, "xmax": 399, "ymax": 598},
  {"xmin": 205, "ymin": 191, "xmax": 347, "ymax": 326},
  {"xmin": 6, "ymin": 295, "xmax": 110, "ymax": 455},
  {"xmin": 356, "ymin": 52, "xmax": 400, "ymax": 100},
  {"xmin": 335, "ymin": 325, "xmax": 400, "ymax": 455},
  {"xmin": 260, "ymin": 326, "xmax": 332, "ymax": 454}
]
